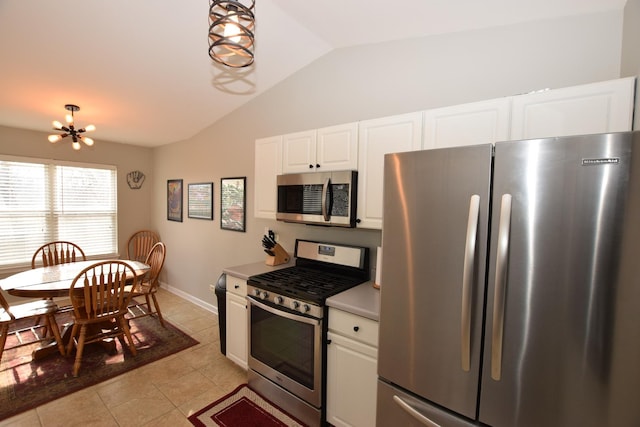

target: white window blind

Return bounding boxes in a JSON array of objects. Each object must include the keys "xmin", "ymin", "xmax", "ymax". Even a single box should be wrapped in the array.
[{"xmin": 0, "ymin": 156, "xmax": 117, "ymax": 268}]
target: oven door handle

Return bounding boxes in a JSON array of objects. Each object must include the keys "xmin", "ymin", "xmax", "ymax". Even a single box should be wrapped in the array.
[{"xmin": 248, "ymin": 296, "xmax": 321, "ymax": 326}]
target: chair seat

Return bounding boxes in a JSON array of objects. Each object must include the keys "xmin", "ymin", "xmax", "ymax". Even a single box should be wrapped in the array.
[
  {"xmin": 1, "ymin": 294, "xmax": 65, "ymax": 363},
  {"xmin": 1, "ymin": 299, "xmax": 59, "ymax": 323}
]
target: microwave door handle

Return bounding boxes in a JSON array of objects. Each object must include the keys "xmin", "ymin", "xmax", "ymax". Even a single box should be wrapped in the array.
[{"xmin": 322, "ymin": 177, "xmax": 331, "ymax": 221}]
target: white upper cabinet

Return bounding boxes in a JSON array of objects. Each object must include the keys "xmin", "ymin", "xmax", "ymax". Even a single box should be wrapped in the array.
[
  {"xmin": 423, "ymin": 98, "xmax": 512, "ymax": 149},
  {"xmin": 510, "ymin": 77, "xmax": 636, "ymax": 140},
  {"xmin": 254, "ymin": 136, "xmax": 282, "ymax": 219},
  {"xmin": 282, "ymin": 123, "xmax": 358, "ymax": 173},
  {"xmin": 282, "ymin": 130, "xmax": 316, "ymax": 173},
  {"xmin": 316, "ymin": 123, "xmax": 359, "ymax": 171},
  {"xmin": 357, "ymin": 112, "xmax": 423, "ymax": 229}
]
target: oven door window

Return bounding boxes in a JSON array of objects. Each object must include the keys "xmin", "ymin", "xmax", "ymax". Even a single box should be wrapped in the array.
[{"xmin": 250, "ymin": 303, "xmax": 316, "ymax": 390}]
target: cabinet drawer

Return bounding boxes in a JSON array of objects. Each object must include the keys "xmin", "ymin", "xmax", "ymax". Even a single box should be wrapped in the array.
[
  {"xmin": 227, "ymin": 275, "xmax": 247, "ymax": 297},
  {"xmin": 329, "ymin": 308, "xmax": 379, "ymax": 347}
]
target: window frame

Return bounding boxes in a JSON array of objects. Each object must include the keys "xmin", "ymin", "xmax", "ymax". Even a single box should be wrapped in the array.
[{"xmin": 0, "ymin": 155, "xmax": 118, "ymax": 274}]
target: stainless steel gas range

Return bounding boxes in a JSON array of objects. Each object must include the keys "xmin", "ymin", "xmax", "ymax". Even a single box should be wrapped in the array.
[{"xmin": 247, "ymin": 239, "xmax": 369, "ymax": 426}]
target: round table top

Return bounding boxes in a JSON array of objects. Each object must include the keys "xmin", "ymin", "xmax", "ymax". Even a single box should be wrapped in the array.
[{"xmin": 0, "ymin": 259, "xmax": 150, "ymax": 298}]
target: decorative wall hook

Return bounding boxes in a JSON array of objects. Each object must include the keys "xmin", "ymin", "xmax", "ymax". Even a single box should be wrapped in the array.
[{"xmin": 127, "ymin": 170, "xmax": 145, "ymax": 189}]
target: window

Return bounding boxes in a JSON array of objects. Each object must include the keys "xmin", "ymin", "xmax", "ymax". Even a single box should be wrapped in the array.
[{"xmin": 0, "ymin": 155, "xmax": 118, "ymax": 269}]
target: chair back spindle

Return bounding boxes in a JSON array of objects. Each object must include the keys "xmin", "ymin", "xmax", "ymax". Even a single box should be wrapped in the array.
[
  {"xmin": 126, "ymin": 230, "xmax": 160, "ymax": 263},
  {"xmin": 32, "ymin": 241, "xmax": 86, "ymax": 269}
]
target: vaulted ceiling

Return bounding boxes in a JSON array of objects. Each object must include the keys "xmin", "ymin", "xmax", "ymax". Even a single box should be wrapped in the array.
[{"xmin": 0, "ymin": 0, "xmax": 627, "ymax": 147}]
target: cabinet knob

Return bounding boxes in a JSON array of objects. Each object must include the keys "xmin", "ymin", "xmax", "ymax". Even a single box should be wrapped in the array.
[
  {"xmin": 327, "ymin": 339, "xmax": 332, "ymax": 345},
  {"xmin": 308, "ymin": 164, "xmax": 314, "ymax": 169},
  {"xmin": 353, "ymin": 326, "xmax": 360, "ymax": 332},
  {"xmin": 234, "ymin": 285, "xmax": 240, "ymax": 289},
  {"xmin": 316, "ymin": 164, "xmax": 320, "ymax": 168},
  {"xmin": 355, "ymin": 218, "xmax": 361, "ymax": 224}
]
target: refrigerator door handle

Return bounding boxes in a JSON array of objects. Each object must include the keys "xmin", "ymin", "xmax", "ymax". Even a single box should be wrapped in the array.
[
  {"xmin": 461, "ymin": 194, "xmax": 480, "ymax": 372},
  {"xmin": 492, "ymin": 193, "xmax": 512, "ymax": 381},
  {"xmin": 393, "ymin": 395, "xmax": 442, "ymax": 427}
]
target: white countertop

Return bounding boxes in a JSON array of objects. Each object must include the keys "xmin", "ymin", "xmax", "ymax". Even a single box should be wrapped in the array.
[
  {"xmin": 326, "ymin": 281, "xmax": 380, "ymax": 321},
  {"xmin": 222, "ymin": 260, "xmax": 293, "ymax": 280}
]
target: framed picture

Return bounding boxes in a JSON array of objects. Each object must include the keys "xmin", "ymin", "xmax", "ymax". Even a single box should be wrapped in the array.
[
  {"xmin": 167, "ymin": 179, "xmax": 183, "ymax": 222},
  {"xmin": 188, "ymin": 182, "xmax": 214, "ymax": 220},
  {"xmin": 221, "ymin": 177, "xmax": 246, "ymax": 232}
]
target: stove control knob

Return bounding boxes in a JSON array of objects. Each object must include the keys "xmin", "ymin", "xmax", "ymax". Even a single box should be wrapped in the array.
[
  {"xmin": 302, "ymin": 304, "xmax": 311, "ymax": 313},
  {"xmin": 290, "ymin": 301, "xmax": 300, "ymax": 310},
  {"xmin": 260, "ymin": 291, "xmax": 269, "ymax": 300},
  {"xmin": 274, "ymin": 296, "xmax": 284, "ymax": 304},
  {"xmin": 253, "ymin": 289, "xmax": 261, "ymax": 297}
]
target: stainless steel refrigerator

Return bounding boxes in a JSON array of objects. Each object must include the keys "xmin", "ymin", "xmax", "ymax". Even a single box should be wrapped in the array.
[{"xmin": 377, "ymin": 131, "xmax": 640, "ymax": 427}]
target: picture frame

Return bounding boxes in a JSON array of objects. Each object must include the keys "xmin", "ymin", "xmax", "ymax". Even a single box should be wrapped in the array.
[
  {"xmin": 167, "ymin": 179, "xmax": 183, "ymax": 222},
  {"xmin": 188, "ymin": 182, "xmax": 214, "ymax": 220},
  {"xmin": 220, "ymin": 177, "xmax": 246, "ymax": 232}
]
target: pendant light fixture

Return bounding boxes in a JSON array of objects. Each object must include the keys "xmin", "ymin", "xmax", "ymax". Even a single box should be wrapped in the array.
[
  {"xmin": 47, "ymin": 104, "xmax": 96, "ymax": 151},
  {"xmin": 208, "ymin": 0, "xmax": 255, "ymax": 68}
]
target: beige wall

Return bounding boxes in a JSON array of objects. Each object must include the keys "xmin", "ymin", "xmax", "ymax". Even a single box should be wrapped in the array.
[
  {"xmin": 622, "ymin": 0, "xmax": 640, "ymax": 130},
  {"xmin": 0, "ymin": 125, "xmax": 154, "ymax": 260},
  {"xmin": 152, "ymin": 10, "xmax": 627, "ymax": 309}
]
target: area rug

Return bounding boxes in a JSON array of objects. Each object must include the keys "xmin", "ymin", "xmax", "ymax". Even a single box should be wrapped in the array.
[
  {"xmin": 0, "ymin": 313, "xmax": 198, "ymax": 421},
  {"xmin": 188, "ymin": 384, "xmax": 308, "ymax": 427}
]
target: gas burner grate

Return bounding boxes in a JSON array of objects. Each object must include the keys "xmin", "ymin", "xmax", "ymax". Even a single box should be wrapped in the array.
[{"xmin": 249, "ymin": 267, "xmax": 365, "ymax": 304}]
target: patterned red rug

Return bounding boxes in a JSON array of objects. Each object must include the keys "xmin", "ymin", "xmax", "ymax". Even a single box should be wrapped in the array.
[
  {"xmin": 188, "ymin": 384, "xmax": 308, "ymax": 427},
  {"xmin": 0, "ymin": 313, "xmax": 198, "ymax": 421}
]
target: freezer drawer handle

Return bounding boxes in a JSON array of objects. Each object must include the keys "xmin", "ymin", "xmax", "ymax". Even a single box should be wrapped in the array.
[
  {"xmin": 461, "ymin": 194, "xmax": 480, "ymax": 372},
  {"xmin": 393, "ymin": 395, "xmax": 441, "ymax": 427},
  {"xmin": 492, "ymin": 193, "xmax": 512, "ymax": 381}
]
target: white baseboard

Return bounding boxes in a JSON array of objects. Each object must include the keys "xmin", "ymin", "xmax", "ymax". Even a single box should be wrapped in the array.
[{"xmin": 159, "ymin": 280, "xmax": 219, "ymax": 317}]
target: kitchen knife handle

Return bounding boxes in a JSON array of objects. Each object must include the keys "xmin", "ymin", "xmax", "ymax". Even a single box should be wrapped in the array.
[
  {"xmin": 393, "ymin": 396, "xmax": 441, "ymax": 427},
  {"xmin": 321, "ymin": 177, "xmax": 331, "ymax": 221},
  {"xmin": 461, "ymin": 194, "xmax": 480, "ymax": 372},
  {"xmin": 492, "ymin": 193, "xmax": 512, "ymax": 381}
]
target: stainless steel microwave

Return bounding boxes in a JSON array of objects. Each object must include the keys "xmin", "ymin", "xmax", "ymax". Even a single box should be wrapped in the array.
[{"xmin": 276, "ymin": 170, "xmax": 357, "ymax": 227}]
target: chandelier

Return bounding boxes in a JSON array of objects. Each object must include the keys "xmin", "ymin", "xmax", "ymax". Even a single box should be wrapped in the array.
[
  {"xmin": 48, "ymin": 104, "xmax": 96, "ymax": 150},
  {"xmin": 208, "ymin": 0, "xmax": 255, "ymax": 68}
]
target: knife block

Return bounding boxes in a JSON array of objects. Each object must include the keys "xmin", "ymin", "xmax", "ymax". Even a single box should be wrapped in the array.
[{"xmin": 265, "ymin": 243, "xmax": 290, "ymax": 266}]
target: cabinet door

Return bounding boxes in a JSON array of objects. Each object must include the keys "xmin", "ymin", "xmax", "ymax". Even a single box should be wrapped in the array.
[
  {"xmin": 510, "ymin": 77, "xmax": 635, "ymax": 140},
  {"xmin": 282, "ymin": 130, "xmax": 317, "ymax": 173},
  {"xmin": 316, "ymin": 122, "xmax": 358, "ymax": 171},
  {"xmin": 226, "ymin": 292, "xmax": 248, "ymax": 369},
  {"xmin": 357, "ymin": 112, "xmax": 422, "ymax": 229},
  {"xmin": 423, "ymin": 98, "xmax": 511, "ymax": 149},
  {"xmin": 327, "ymin": 331, "xmax": 378, "ymax": 427},
  {"xmin": 254, "ymin": 136, "xmax": 283, "ymax": 219}
]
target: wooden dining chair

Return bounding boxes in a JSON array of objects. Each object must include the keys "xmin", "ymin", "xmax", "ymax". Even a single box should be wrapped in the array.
[
  {"xmin": 31, "ymin": 241, "xmax": 86, "ymax": 268},
  {"xmin": 126, "ymin": 230, "xmax": 160, "ymax": 263},
  {"xmin": 30, "ymin": 241, "xmax": 87, "ymax": 332},
  {"xmin": 127, "ymin": 242, "xmax": 167, "ymax": 327},
  {"xmin": 0, "ymin": 291, "xmax": 66, "ymax": 363},
  {"xmin": 66, "ymin": 261, "xmax": 139, "ymax": 377}
]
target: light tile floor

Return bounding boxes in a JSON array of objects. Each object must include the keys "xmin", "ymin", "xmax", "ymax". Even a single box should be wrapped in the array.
[{"xmin": 0, "ymin": 288, "xmax": 246, "ymax": 427}]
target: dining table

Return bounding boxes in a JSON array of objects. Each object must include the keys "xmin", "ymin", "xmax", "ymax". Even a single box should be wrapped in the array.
[{"xmin": 0, "ymin": 259, "xmax": 150, "ymax": 359}]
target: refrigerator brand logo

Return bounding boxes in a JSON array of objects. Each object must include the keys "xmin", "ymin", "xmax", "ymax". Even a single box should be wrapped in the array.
[{"xmin": 582, "ymin": 158, "xmax": 620, "ymax": 166}]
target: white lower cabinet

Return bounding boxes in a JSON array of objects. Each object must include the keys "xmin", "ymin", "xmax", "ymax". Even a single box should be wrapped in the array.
[
  {"xmin": 225, "ymin": 275, "xmax": 248, "ymax": 369},
  {"xmin": 326, "ymin": 308, "xmax": 379, "ymax": 427}
]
